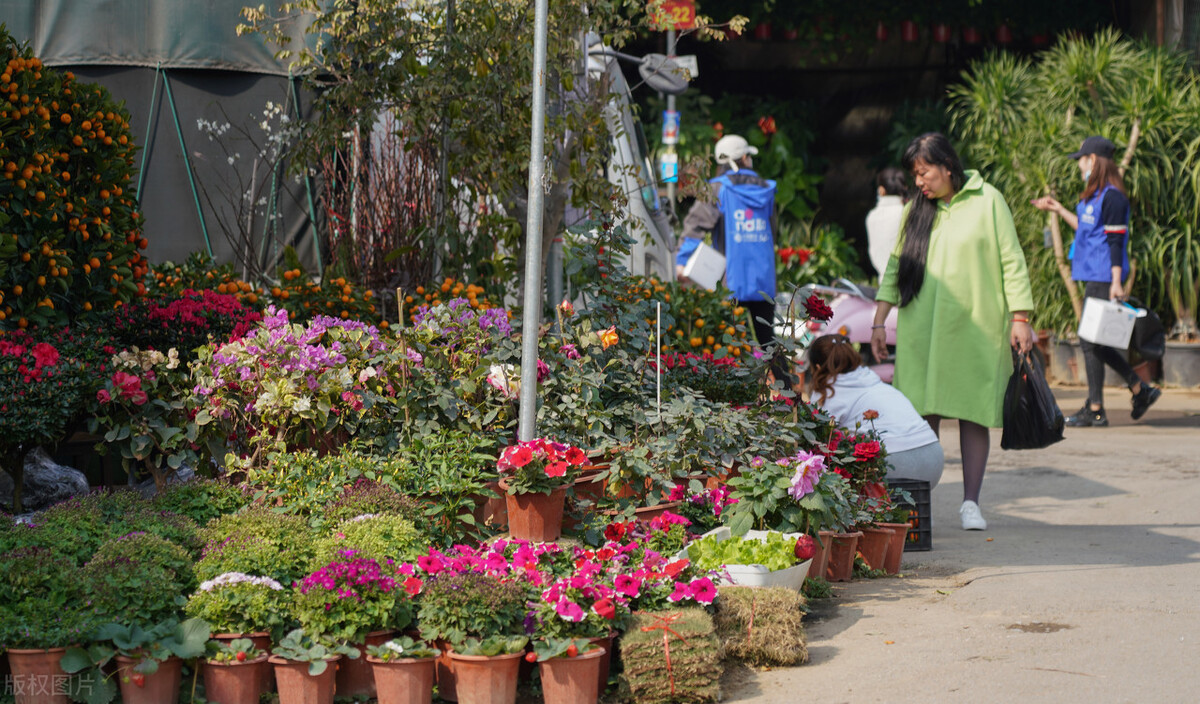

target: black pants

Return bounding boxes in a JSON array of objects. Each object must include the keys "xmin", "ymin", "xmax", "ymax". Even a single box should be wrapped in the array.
[
  {"xmin": 740, "ymin": 299, "xmax": 790, "ymax": 382},
  {"xmin": 1081, "ymin": 280, "xmax": 1140, "ymax": 407}
]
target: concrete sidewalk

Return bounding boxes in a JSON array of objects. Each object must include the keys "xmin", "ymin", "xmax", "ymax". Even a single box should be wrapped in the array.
[{"xmin": 726, "ymin": 388, "xmax": 1200, "ymax": 703}]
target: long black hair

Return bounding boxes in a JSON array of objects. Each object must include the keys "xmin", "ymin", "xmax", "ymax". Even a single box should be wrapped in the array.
[{"xmin": 897, "ymin": 133, "xmax": 966, "ymax": 307}]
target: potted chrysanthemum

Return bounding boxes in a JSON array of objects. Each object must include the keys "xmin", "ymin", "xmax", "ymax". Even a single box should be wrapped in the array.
[{"xmin": 496, "ymin": 438, "xmax": 588, "ymax": 541}]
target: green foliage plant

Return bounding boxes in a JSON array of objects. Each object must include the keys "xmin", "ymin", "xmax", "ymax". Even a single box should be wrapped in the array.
[
  {"xmin": 312, "ymin": 514, "xmax": 424, "ymax": 567},
  {"xmin": 80, "ymin": 531, "xmax": 194, "ymax": 625},
  {"xmin": 455, "ymin": 635, "xmax": 530, "ymax": 657},
  {"xmin": 271, "ymin": 628, "xmax": 360, "ymax": 675},
  {"xmin": 417, "ymin": 572, "xmax": 529, "ymax": 647},
  {"xmin": 207, "ymin": 637, "xmax": 266, "ymax": 663},
  {"xmin": 184, "ymin": 572, "xmax": 289, "ymax": 637},
  {"xmin": 365, "ymin": 635, "xmax": 440, "ymax": 661},
  {"xmin": 61, "ymin": 618, "xmax": 210, "ymax": 704},
  {"xmin": 197, "ymin": 507, "xmax": 314, "ymax": 585},
  {"xmin": 0, "ymin": 546, "xmax": 99, "ymax": 648},
  {"xmin": 531, "ymin": 637, "xmax": 598, "ymax": 662},
  {"xmin": 152, "ymin": 477, "xmax": 254, "ymax": 526}
]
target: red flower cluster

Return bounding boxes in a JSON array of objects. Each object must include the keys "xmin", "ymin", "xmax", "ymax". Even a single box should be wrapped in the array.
[
  {"xmin": 652, "ymin": 351, "xmax": 740, "ymax": 372},
  {"xmin": 497, "ymin": 438, "xmax": 588, "ymax": 492},
  {"xmin": 777, "ymin": 247, "xmax": 812, "ymax": 265},
  {"xmin": 0, "ymin": 340, "xmax": 61, "ymax": 383},
  {"xmin": 803, "ymin": 294, "xmax": 834, "ymax": 321},
  {"xmin": 758, "ymin": 115, "xmax": 777, "ymax": 136},
  {"xmin": 106, "ymin": 370, "xmax": 148, "ymax": 406}
]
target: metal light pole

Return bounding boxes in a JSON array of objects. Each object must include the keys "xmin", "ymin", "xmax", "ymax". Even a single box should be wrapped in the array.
[
  {"xmin": 518, "ymin": 0, "xmax": 550, "ymax": 442},
  {"xmin": 665, "ymin": 28, "xmax": 677, "ymax": 211}
]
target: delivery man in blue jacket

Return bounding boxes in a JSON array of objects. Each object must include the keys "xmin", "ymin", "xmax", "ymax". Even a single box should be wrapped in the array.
[
  {"xmin": 676, "ymin": 134, "xmax": 794, "ymax": 386},
  {"xmin": 1033, "ymin": 135, "xmax": 1161, "ymax": 426}
]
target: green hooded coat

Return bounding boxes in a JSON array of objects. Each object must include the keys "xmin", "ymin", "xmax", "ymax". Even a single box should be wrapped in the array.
[{"xmin": 876, "ymin": 170, "xmax": 1035, "ymax": 428}]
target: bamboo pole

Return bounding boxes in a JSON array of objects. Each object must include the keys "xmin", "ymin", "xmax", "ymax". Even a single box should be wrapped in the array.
[{"xmin": 1047, "ymin": 209, "xmax": 1083, "ymax": 321}]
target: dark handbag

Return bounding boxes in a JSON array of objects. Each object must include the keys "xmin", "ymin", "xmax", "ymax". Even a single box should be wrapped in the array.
[
  {"xmin": 1000, "ymin": 351, "xmax": 1065, "ymax": 451},
  {"xmin": 1127, "ymin": 296, "xmax": 1166, "ymax": 361}
]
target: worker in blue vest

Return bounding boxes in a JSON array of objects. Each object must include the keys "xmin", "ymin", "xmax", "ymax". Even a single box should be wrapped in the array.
[
  {"xmin": 676, "ymin": 134, "xmax": 794, "ymax": 387},
  {"xmin": 1032, "ymin": 135, "xmax": 1161, "ymax": 426}
]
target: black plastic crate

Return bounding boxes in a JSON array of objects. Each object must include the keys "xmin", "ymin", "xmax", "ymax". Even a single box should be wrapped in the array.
[{"xmin": 887, "ymin": 479, "xmax": 932, "ymax": 551}]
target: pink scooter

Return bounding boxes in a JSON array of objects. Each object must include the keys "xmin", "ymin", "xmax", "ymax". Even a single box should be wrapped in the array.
[{"xmin": 777, "ymin": 279, "xmax": 898, "ymax": 382}]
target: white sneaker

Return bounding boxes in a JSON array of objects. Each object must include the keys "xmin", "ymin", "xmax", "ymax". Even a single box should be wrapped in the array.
[{"xmin": 960, "ymin": 501, "xmax": 987, "ymax": 531}]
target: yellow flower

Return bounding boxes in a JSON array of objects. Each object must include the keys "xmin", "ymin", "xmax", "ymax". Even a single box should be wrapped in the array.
[{"xmin": 600, "ymin": 327, "xmax": 619, "ymax": 349}]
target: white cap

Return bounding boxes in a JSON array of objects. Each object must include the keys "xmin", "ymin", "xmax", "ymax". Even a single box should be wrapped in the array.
[{"xmin": 714, "ymin": 135, "xmax": 758, "ymax": 172}]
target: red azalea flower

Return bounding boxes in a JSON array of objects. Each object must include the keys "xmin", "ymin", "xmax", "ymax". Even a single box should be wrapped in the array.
[
  {"xmin": 593, "ymin": 597, "xmax": 617, "ymax": 620},
  {"xmin": 796, "ymin": 248, "xmax": 813, "ymax": 264},
  {"xmin": 834, "ymin": 467, "xmax": 852, "ymax": 479},
  {"xmin": 803, "ymin": 294, "xmax": 834, "ymax": 321},
  {"xmin": 30, "ymin": 343, "xmax": 59, "ymax": 369},
  {"xmin": 96, "ymin": 389, "xmax": 111, "ymax": 403},
  {"xmin": 853, "ymin": 441, "xmax": 882, "ymax": 462}
]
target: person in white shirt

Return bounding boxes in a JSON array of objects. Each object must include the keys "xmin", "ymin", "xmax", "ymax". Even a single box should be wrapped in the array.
[
  {"xmin": 809, "ymin": 334, "xmax": 945, "ymax": 490},
  {"xmin": 865, "ymin": 167, "xmax": 908, "ymax": 280}
]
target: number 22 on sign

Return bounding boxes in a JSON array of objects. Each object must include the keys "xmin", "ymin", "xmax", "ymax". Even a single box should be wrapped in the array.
[{"xmin": 649, "ymin": 0, "xmax": 696, "ymax": 31}]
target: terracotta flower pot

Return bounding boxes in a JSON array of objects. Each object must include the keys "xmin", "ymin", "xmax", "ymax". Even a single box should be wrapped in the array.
[
  {"xmin": 269, "ymin": 655, "xmax": 340, "ymax": 704},
  {"xmin": 210, "ymin": 632, "xmax": 273, "ymax": 692},
  {"xmin": 875, "ymin": 22, "xmax": 889, "ymax": 42},
  {"xmin": 114, "ymin": 655, "xmax": 182, "ymax": 704},
  {"xmin": 602, "ymin": 500, "xmax": 683, "ymax": 523},
  {"xmin": 825, "ymin": 531, "xmax": 862, "ymax": 582},
  {"xmin": 471, "ymin": 480, "xmax": 508, "ymax": 528},
  {"xmin": 203, "ymin": 654, "xmax": 271, "ymax": 704},
  {"xmin": 753, "ymin": 22, "xmax": 773, "ymax": 41},
  {"xmin": 539, "ymin": 647, "xmax": 606, "ymax": 704},
  {"xmin": 932, "ymin": 23, "xmax": 952, "ymax": 43},
  {"xmin": 447, "ymin": 652, "xmax": 523, "ymax": 704},
  {"xmin": 901, "ymin": 20, "xmax": 919, "ymax": 42},
  {"xmin": 6, "ymin": 647, "xmax": 71, "ymax": 704},
  {"xmin": 858, "ymin": 526, "xmax": 895, "ymax": 571},
  {"xmin": 807, "ymin": 530, "xmax": 836, "ymax": 579},
  {"xmin": 962, "ymin": 26, "xmax": 981, "ymax": 44},
  {"xmin": 996, "ymin": 24, "xmax": 1013, "ymax": 44},
  {"xmin": 500, "ymin": 480, "xmax": 567, "ymax": 542},
  {"xmin": 587, "ymin": 631, "xmax": 616, "ymax": 694},
  {"xmin": 432, "ymin": 640, "xmax": 461, "ymax": 701},
  {"xmin": 572, "ymin": 467, "xmax": 608, "ymax": 505},
  {"xmin": 781, "ymin": 27, "xmax": 799, "ymax": 41},
  {"xmin": 337, "ymin": 629, "xmax": 396, "ymax": 700},
  {"xmin": 367, "ymin": 655, "xmax": 436, "ymax": 704},
  {"xmin": 877, "ymin": 522, "xmax": 911, "ymax": 574}
]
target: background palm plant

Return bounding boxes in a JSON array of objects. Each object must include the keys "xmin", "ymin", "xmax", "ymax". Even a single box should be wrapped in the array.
[{"xmin": 946, "ymin": 30, "xmax": 1200, "ymax": 339}]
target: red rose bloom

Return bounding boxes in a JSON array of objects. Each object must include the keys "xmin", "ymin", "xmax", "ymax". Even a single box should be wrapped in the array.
[
  {"xmin": 853, "ymin": 441, "xmax": 882, "ymax": 462},
  {"xmin": 803, "ymin": 294, "xmax": 834, "ymax": 321}
]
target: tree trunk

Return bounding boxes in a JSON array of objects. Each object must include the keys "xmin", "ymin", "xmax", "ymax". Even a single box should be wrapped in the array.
[{"xmin": 1048, "ymin": 211, "xmax": 1083, "ymax": 321}]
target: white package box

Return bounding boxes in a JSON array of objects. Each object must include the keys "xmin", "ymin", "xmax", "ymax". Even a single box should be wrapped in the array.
[
  {"xmin": 682, "ymin": 242, "xmax": 726, "ymax": 292},
  {"xmin": 1078, "ymin": 296, "xmax": 1137, "ymax": 349}
]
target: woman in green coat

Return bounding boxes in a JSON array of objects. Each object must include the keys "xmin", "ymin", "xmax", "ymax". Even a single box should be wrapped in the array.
[{"xmin": 870, "ymin": 133, "xmax": 1034, "ymax": 532}]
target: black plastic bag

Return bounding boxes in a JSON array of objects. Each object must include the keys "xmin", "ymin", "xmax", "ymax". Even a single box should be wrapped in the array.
[
  {"xmin": 1001, "ymin": 351, "xmax": 1065, "ymax": 450},
  {"xmin": 1127, "ymin": 296, "xmax": 1166, "ymax": 361}
]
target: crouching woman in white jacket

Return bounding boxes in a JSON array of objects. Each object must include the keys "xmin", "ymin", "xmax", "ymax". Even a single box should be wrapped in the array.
[{"xmin": 808, "ymin": 334, "xmax": 944, "ymax": 488}]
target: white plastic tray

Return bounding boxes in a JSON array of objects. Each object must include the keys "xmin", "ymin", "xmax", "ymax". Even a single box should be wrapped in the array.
[{"xmin": 678, "ymin": 527, "xmax": 812, "ymax": 593}]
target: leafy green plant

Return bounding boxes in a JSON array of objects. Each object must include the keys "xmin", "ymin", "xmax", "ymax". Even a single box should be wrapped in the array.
[
  {"xmin": 80, "ymin": 532, "xmax": 194, "ymax": 625},
  {"xmin": 0, "ymin": 546, "xmax": 98, "ymax": 648},
  {"xmin": 775, "ymin": 219, "xmax": 866, "ymax": 289},
  {"xmin": 311, "ymin": 514, "xmax": 424, "ymax": 567},
  {"xmin": 365, "ymin": 635, "xmax": 440, "ymax": 661},
  {"xmin": 206, "ymin": 637, "xmax": 266, "ymax": 663},
  {"xmin": 417, "ymin": 572, "xmax": 529, "ymax": 647},
  {"xmin": 184, "ymin": 572, "xmax": 289, "ymax": 637},
  {"xmin": 152, "ymin": 477, "xmax": 254, "ymax": 526},
  {"xmin": 532, "ymin": 637, "xmax": 598, "ymax": 662},
  {"xmin": 454, "ymin": 635, "xmax": 529, "ymax": 657},
  {"xmin": 324, "ymin": 477, "xmax": 420, "ymax": 525},
  {"xmin": 686, "ymin": 532, "xmax": 800, "ymax": 572},
  {"xmin": 196, "ymin": 507, "xmax": 314, "ymax": 585},
  {"xmin": 61, "ymin": 618, "xmax": 210, "ymax": 704},
  {"xmin": 270, "ymin": 628, "xmax": 359, "ymax": 675},
  {"xmin": 724, "ymin": 455, "xmax": 855, "ymax": 537}
]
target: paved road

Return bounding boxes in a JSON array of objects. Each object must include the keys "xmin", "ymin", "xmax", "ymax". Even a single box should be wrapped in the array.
[{"xmin": 726, "ymin": 388, "xmax": 1200, "ymax": 703}]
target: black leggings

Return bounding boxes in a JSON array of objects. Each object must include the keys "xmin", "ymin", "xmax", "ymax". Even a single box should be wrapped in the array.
[
  {"xmin": 740, "ymin": 299, "xmax": 790, "ymax": 381},
  {"xmin": 1081, "ymin": 280, "xmax": 1140, "ymax": 407}
]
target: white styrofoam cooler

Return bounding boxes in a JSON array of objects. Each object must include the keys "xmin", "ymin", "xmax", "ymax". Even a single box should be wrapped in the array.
[
  {"xmin": 677, "ymin": 527, "xmax": 813, "ymax": 593},
  {"xmin": 682, "ymin": 242, "xmax": 726, "ymax": 292},
  {"xmin": 1078, "ymin": 296, "xmax": 1138, "ymax": 349}
]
